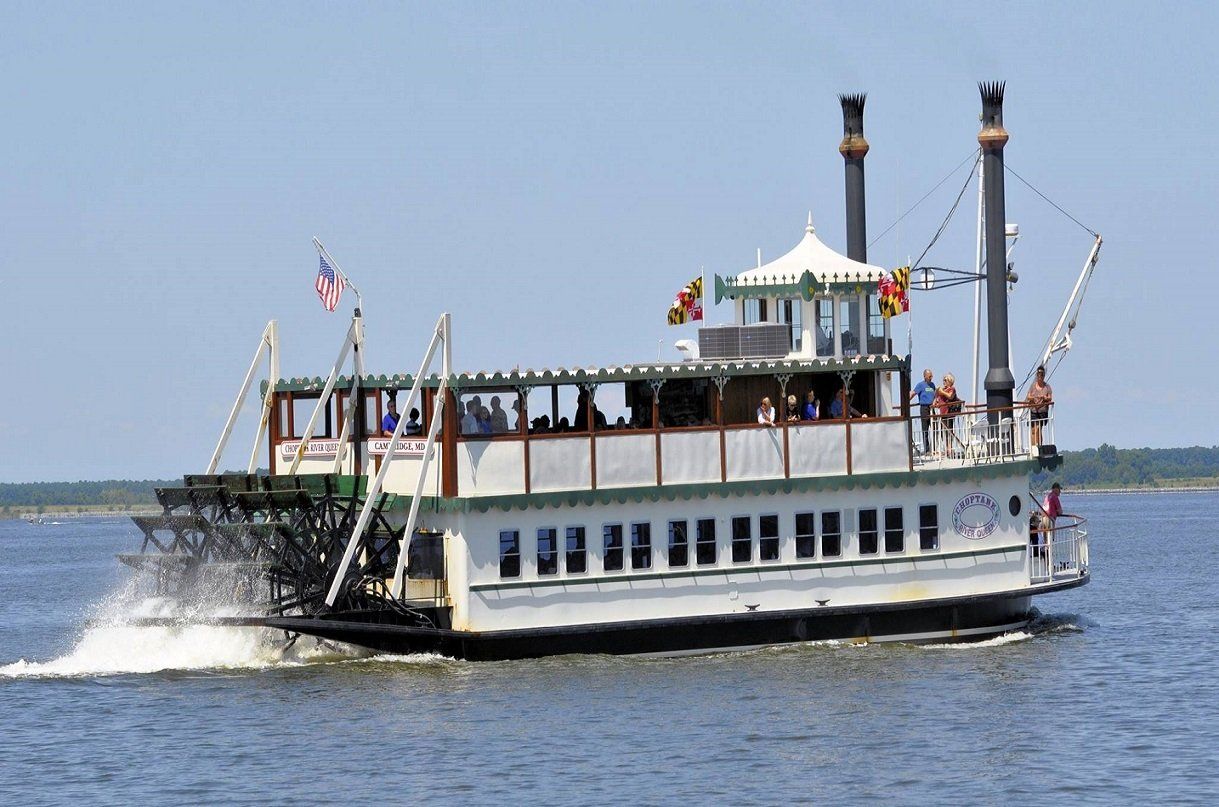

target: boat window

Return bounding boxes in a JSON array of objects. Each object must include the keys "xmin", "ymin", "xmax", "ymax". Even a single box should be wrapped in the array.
[
  {"xmin": 668, "ymin": 520, "xmax": 689, "ymax": 567},
  {"xmin": 526, "ymin": 385, "xmax": 588, "ymax": 435},
  {"xmin": 759, "ymin": 513, "xmax": 780, "ymax": 561},
  {"xmin": 743, "ymin": 298, "xmax": 768, "ymax": 325},
  {"xmin": 778, "ymin": 298, "xmax": 803, "ymax": 352},
  {"xmin": 884, "ymin": 507, "xmax": 904, "ymax": 553},
  {"xmin": 603, "ymin": 524, "xmax": 624, "ymax": 572},
  {"xmin": 795, "ymin": 512, "xmax": 816, "ymax": 558},
  {"xmin": 457, "ymin": 390, "xmax": 519, "ymax": 437},
  {"xmin": 821, "ymin": 511, "xmax": 842, "ymax": 557},
  {"xmin": 815, "ymin": 298, "xmax": 835, "ymax": 358},
  {"xmin": 499, "ymin": 530, "xmax": 520, "ymax": 578},
  {"xmin": 696, "ymin": 518, "xmax": 717, "ymax": 566},
  {"xmin": 731, "ymin": 516, "xmax": 752, "ymax": 563},
  {"xmin": 839, "ymin": 295, "xmax": 862, "ymax": 357},
  {"xmin": 565, "ymin": 526, "xmax": 587, "ymax": 574},
  {"xmin": 859, "ymin": 508, "xmax": 879, "ymax": 555},
  {"xmin": 277, "ymin": 395, "xmax": 292, "ymax": 438},
  {"xmin": 865, "ymin": 294, "xmax": 886, "ymax": 354},
  {"xmin": 362, "ymin": 391, "xmax": 381, "ymax": 436},
  {"xmin": 536, "ymin": 528, "xmax": 558, "ymax": 575},
  {"xmin": 657, "ymin": 379, "xmax": 714, "ymax": 428},
  {"xmin": 919, "ymin": 505, "xmax": 939, "ymax": 551},
  {"xmin": 291, "ymin": 394, "xmax": 332, "ymax": 438},
  {"xmin": 631, "ymin": 522, "xmax": 652, "ymax": 570}
]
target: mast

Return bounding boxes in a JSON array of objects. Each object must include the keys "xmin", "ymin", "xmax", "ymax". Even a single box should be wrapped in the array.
[
  {"xmin": 978, "ymin": 82, "xmax": 1015, "ymax": 421},
  {"xmin": 839, "ymin": 93, "xmax": 868, "ymax": 262}
]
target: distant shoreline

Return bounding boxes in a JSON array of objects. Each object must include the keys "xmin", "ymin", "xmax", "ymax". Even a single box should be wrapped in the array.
[
  {"xmin": 1071, "ymin": 485, "xmax": 1219, "ymax": 496},
  {"xmin": 3, "ymin": 505, "xmax": 161, "ymax": 521}
]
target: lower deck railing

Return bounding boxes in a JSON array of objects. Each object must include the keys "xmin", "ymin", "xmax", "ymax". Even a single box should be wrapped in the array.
[{"xmin": 1029, "ymin": 516, "xmax": 1088, "ymax": 584}]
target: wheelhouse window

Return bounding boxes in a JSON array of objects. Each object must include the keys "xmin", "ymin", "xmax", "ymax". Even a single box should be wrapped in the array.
[
  {"xmin": 603, "ymin": 524, "xmax": 624, "ymax": 572},
  {"xmin": 537, "ymin": 528, "xmax": 558, "ymax": 576},
  {"xmin": 631, "ymin": 522, "xmax": 652, "ymax": 570},
  {"xmin": 815, "ymin": 299, "xmax": 835, "ymax": 358},
  {"xmin": 565, "ymin": 526, "xmax": 587, "ymax": 574},
  {"xmin": 668, "ymin": 520, "xmax": 689, "ymax": 567},
  {"xmin": 731, "ymin": 516, "xmax": 752, "ymax": 563},
  {"xmin": 499, "ymin": 530, "xmax": 520, "ymax": 578},
  {"xmin": 458, "ymin": 390, "xmax": 520, "ymax": 437},
  {"xmin": 696, "ymin": 518, "xmax": 717, "ymax": 566},
  {"xmin": 859, "ymin": 508, "xmax": 879, "ymax": 555},
  {"xmin": 778, "ymin": 298, "xmax": 803, "ymax": 352},
  {"xmin": 759, "ymin": 514, "xmax": 780, "ymax": 561},
  {"xmin": 884, "ymin": 507, "xmax": 904, "ymax": 553},
  {"xmin": 795, "ymin": 512, "xmax": 816, "ymax": 559},
  {"xmin": 821, "ymin": 511, "xmax": 842, "ymax": 557},
  {"xmin": 919, "ymin": 505, "xmax": 939, "ymax": 551},
  {"xmin": 866, "ymin": 294, "xmax": 886, "ymax": 354},
  {"xmin": 743, "ymin": 298, "xmax": 768, "ymax": 325},
  {"xmin": 838, "ymin": 295, "xmax": 861, "ymax": 357}
]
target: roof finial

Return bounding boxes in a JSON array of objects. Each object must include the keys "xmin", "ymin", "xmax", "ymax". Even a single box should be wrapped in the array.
[{"xmin": 806, "ymin": 211, "xmax": 815, "ymax": 234}]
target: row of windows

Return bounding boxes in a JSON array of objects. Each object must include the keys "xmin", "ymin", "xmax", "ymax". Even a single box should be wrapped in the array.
[{"xmin": 498, "ymin": 505, "xmax": 941, "ymax": 578}]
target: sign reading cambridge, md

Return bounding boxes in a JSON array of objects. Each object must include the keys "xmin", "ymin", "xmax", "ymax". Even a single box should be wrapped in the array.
[
  {"xmin": 952, "ymin": 492, "xmax": 1000, "ymax": 540},
  {"xmin": 279, "ymin": 439, "xmax": 430, "ymax": 460}
]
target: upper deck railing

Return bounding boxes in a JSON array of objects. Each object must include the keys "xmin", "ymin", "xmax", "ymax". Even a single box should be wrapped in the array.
[{"xmin": 915, "ymin": 403, "xmax": 1055, "ymax": 469}]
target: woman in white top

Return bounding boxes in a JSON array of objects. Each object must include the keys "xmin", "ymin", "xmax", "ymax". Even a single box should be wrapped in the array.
[{"xmin": 757, "ymin": 397, "xmax": 776, "ymax": 427}]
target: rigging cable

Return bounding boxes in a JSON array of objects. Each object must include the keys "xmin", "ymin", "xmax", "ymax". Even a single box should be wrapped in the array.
[
  {"xmin": 868, "ymin": 149, "xmax": 981, "ymax": 250},
  {"xmin": 1005, "ymin": 163, "xmax": 1099, "ymax": 238},
  {"xmin": 910, "ymin": 150, "xmax": 982, "ymax": 271}
]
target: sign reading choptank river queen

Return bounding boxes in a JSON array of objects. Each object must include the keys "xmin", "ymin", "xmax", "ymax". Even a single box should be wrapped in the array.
[
  {"xmin": 279, "ymin": 439, "xmax": 429, "ymax": 459},
  {"xmin": 952, "ymin": 492, "xmax": 1000, "ymax": 539}
]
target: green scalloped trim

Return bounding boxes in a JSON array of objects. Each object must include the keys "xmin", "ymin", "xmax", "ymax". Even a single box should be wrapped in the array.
[
  {"xmin": 263, "ymin": 356, "xmax": 911, "ymax": 394},
  {"xmin": 393, "ymin": 460, "xmax": 1038, "ymax": 515}
]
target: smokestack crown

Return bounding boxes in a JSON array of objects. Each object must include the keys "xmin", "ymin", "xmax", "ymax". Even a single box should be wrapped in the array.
[
  {"xmin": 838, "ymin": 93, "xmax": 868, "ymax": 158},
  {"xmin": 978, "ymin": 81, "xmax": 1008, "ymax": 150}
]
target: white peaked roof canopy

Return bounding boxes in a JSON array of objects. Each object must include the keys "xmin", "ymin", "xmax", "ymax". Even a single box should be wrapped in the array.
[{"xmin": 734, "ymin": 214, "xmax": 887, "ymax": 285}]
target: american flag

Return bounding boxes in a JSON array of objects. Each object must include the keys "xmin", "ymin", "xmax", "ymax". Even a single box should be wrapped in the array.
[{"xmin": 315, "ymin": 254, "xmax": 346, "ymax": 312}]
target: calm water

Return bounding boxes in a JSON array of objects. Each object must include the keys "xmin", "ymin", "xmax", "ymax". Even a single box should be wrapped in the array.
[{"xmin": 2, "ymin": 493, "xmax": 1217, "ymax": 805}]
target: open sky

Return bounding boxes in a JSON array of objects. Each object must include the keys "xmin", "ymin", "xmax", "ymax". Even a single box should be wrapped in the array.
[{"xmin": 2, "ymin": 1, "xmax": 1214, "ymax": 482}]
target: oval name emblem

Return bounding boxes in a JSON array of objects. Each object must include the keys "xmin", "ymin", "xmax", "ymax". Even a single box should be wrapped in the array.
[{"xmin": 952, "ymin": 492, "xmax": 1000, "ymax": 540}]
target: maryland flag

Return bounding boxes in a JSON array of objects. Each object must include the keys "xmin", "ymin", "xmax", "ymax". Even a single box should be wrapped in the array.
[
  {"xmin": 878, "ymin": 266, "xmax": 911, "ymax": 319},
  {"xmin": 667, "ymin": 275, "xmax": 704, "ymax": 325}
]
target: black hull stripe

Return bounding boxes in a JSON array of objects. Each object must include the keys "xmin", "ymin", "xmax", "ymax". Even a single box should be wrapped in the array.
[{"xmin": 265, "ymin": 574, "xmax": 1086, "ymax": 662}]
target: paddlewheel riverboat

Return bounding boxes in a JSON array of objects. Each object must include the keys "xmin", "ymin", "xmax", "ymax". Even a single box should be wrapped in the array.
[{"xmin": 123, "ymin": 83, "xmax": 1097, "ymax": 659}]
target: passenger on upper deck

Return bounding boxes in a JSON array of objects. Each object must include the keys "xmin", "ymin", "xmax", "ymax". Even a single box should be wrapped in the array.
[
  {"xmin": 910, "ymin": 369, "xmax": 936, "ymax": 453},
  {"xmin": 404, "ymin": 408, "xmax": 422, "ymax": 436},
  {"xmin": 1026, "ymin": 366, "xmax": 1053, "ymax": 446},
  {"xmin": 757, "ymin": 397, "xmax": 776, "ymax": 427},
  {"xmin": 490, "ymin": 396, "xmax": 510, "ymax": 433},
  {"xmin": 381, "ymin": 396, "xmax": 399, "ymax": 436},
  {"xmin": 830, "ymin": 389, "xmax": 865, "ymax": 419},
  {"xmin": 786, "ymin": 395, "xmax": 800, "ymax": 423},
  {"xmin": 461, "ymin": 400, "xmax": 480, "ymax": 434},
  {"xmin": 802, "ymin": 391, "xmax": 819, "ymax": 421},
  {"xmin": 574, "ymin": 389, "xmax": 607, "ymax": 432}
]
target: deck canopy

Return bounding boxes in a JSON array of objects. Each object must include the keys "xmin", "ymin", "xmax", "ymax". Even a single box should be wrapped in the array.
[{"xmin": 715, "ymin": 217, "xmax": 888, "ymax": 303}]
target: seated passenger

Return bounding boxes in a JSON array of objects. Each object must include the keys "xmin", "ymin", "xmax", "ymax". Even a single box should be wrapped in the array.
[
  {"xmin": 404, "ymin": 408, "xmax": 422, "ymax": 436},
  {"xmin": 615, "ymin": 416, "xmax": 628, "ymax": 430},
  {"xmin": 557, "ymin": 416, "xmax": 571, "ymax": 432},
  {"xmin": 829, "ymin": 390, "xmax": 864, "ymax": 419},
  {"xmin": 478, "ymin": 406, "xmax": 493, "ymax": 434},
  {"xmin": 530, "ymin": 414, "xmax": 551, "ymax": 433},
  {"xmin": 490, "ymin": 396, "xmax": 510, "ymax": 433},
  {"xmin": 381, "ymin": 396, "xmax": 400, "ymax": 436},
  {"xmin": 757, "ymin": 397, "xmax": 776, "ymax": 427},
  {"xmin": 786, "ymin": 395, "xmax": 800, "ymax": 422},
  {"xmin": 802, "ymin": 391, "xmax": 819, "ymax": 421},
  {"xmin": 461, "ymin": 400, "xmax": 480, "ymax": 434}
]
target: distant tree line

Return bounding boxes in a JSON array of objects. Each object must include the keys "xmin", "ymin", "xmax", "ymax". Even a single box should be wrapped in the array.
[
  {"xmin": 0, "ymin": 479, "xmax": 174, "ymax": 509},
  {"xmin": 1036, "ymin": 444, "xmax": 1219, "ymax": 488}
]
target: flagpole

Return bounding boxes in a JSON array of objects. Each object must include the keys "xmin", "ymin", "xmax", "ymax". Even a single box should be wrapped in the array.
[{"xmin": 313, "ymin": 237, "xmax": 364, "ymax": 313}]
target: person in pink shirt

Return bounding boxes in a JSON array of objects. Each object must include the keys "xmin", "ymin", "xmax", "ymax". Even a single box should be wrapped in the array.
[{"xmin": 1043, "ymin": 482, "xmax": 1064, "ymax": 525}]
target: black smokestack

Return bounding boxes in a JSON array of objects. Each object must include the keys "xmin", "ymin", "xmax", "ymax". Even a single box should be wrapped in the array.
[
  {"xmin": 839, "ymin": 93, "xmax": 868, "ymax": 262},
  {"xmin": 978, "ymin": 81, "xmax": 1014, "ymax": 418}
]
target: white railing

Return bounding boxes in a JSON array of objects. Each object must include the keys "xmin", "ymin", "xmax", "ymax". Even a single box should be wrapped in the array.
[
  {"xmin": 917, "ymin": 405, "xmax": 1055, "ymax": 467},
  {"xmin": 1029, "ymin": 516, "xmax": 1088, "ymax": 584}
]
